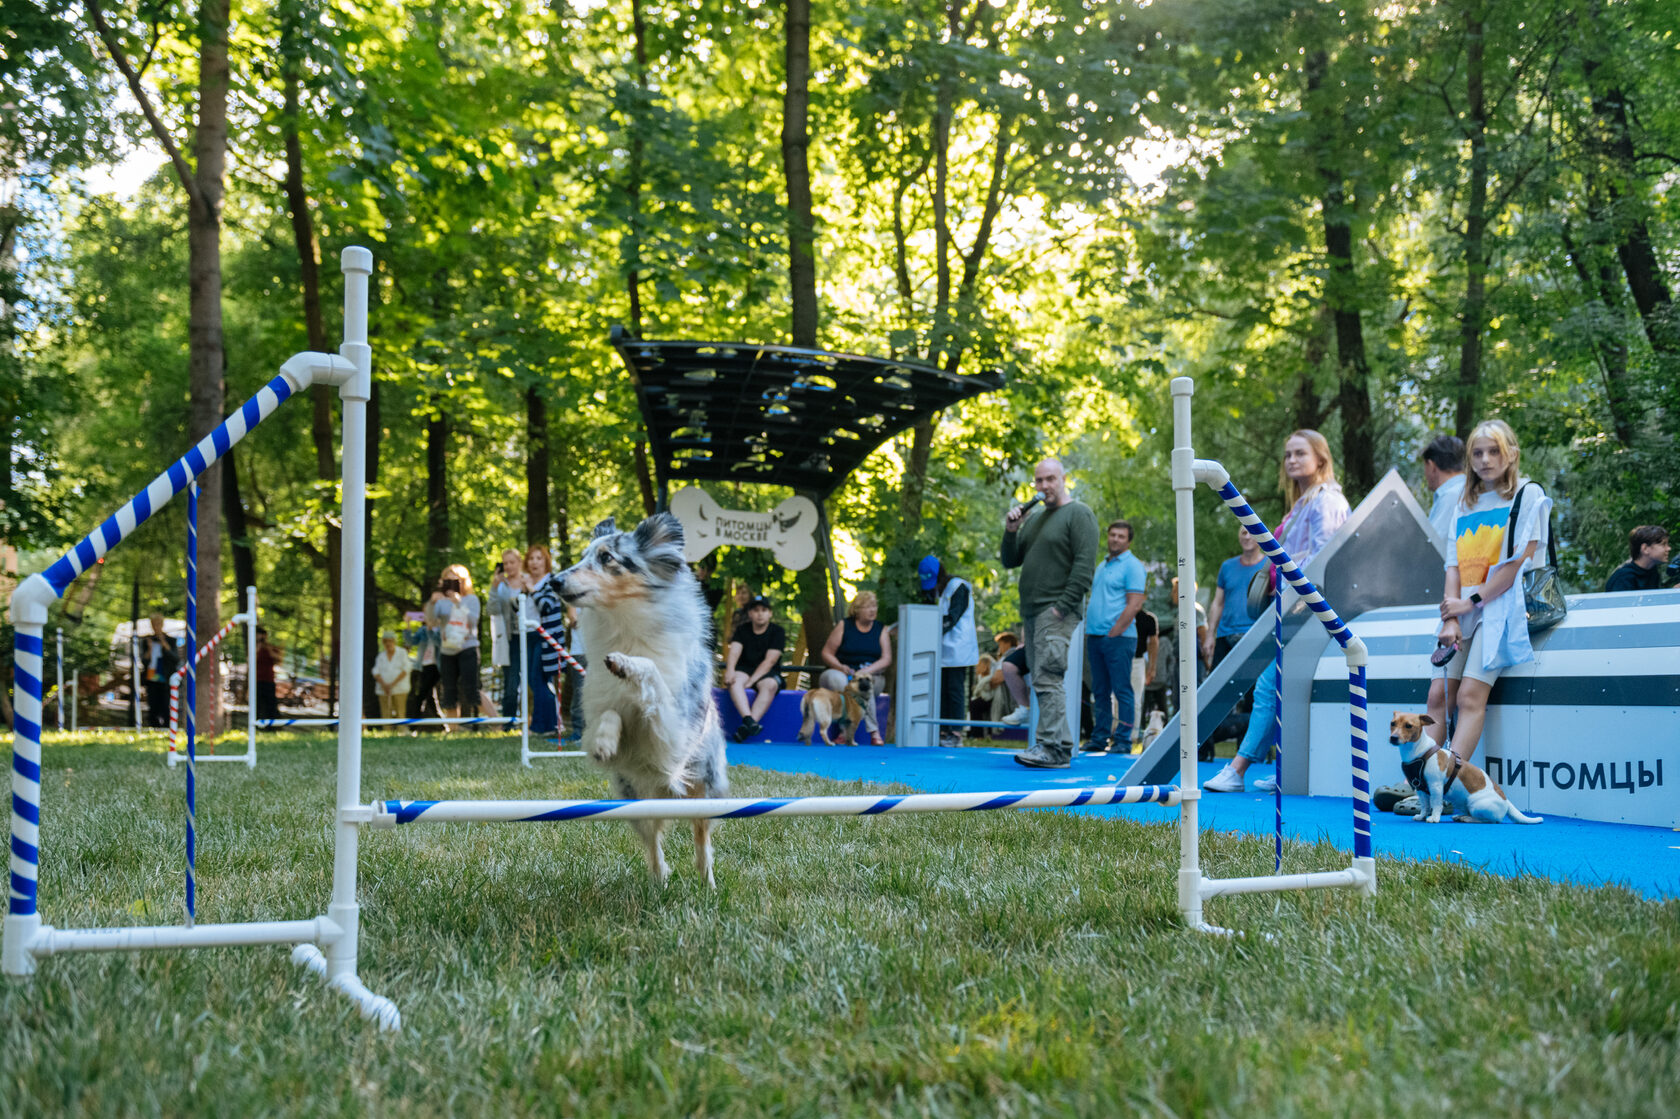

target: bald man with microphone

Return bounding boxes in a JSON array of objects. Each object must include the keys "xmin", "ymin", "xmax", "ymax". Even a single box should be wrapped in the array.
[{"xmin": 1000, "ymin": 458, "xmax": 1100, "ymax": 768}]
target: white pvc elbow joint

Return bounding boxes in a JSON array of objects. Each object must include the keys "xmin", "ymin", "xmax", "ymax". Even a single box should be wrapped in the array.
[
  {"xmin": 9, "ymin": 573, "xmax": 58, "ymax": 627},
  {"xmin": 1192, "ymin": 459, "xmax": 1230, "ymax": 489},
  {"xmin": 279, "ymin": 351, "xmax": 359, "ymax": 395},
  {"xmin": 1342, "ymin": 635, "xmax": 1370, "ymax": 669}
]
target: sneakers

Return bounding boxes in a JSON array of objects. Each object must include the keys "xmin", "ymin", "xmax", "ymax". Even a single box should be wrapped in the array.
[
  {"xmin": 1080, "ymin": 740, "xmax": 1111, "ymax": 753},
  {"xmin": 1203, "ymin": 763, "xmax": 1245, "ymax": 793},
  {"xmin": 939, "ymin": 732, "xmax": 964, "ymax": 749},
  {"xmin": 1013, "ymin": 747, "xmax": 1070, "ymax": 769},
  {"xmin": 1373, "ymin": 781, "xmax": 1412, "ymax": 812},
  {"xmin": 731, "ymin": 717, "xmax": 762, "ymax": 743},
  {"xmin": 1253, "ymin": 776, "xmax": 1278, "ymax": 793},
  {"xmin": 1000, "ymin": 705, "xmax": 1031, "ymax": 727}
]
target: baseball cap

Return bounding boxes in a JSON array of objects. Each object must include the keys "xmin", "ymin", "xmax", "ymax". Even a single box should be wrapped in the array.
[
  {"xmin": 747, "ymin": 594, "xmax": 772, "ymax": 610},
  {"xmin": 918, "ymin": 554, "xmax": 940, "ymax": 590}
]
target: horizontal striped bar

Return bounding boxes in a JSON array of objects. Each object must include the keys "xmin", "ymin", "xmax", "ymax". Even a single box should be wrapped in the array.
[
  {"xmin": 257, "ymin": 717, "xmax": 519, "ymax": 729},
  {"xmin": 378, "ymin": 784, "xmax": 1181, "ymax": 826}
]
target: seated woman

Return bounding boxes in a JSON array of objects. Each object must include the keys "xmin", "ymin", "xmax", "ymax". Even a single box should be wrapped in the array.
[{"xmin": 819, "ymin": 591, "xmax": 893, "ymax": 746}]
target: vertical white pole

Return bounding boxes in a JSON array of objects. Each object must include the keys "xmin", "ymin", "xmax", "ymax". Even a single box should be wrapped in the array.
[
  {"xmin": 1170, "ymin": 377, "xmax": 1206, "ymax": 931},
  {"xmin": 328, "ymin": 247, "xmax": 372, "ymax": 995},
  {"xmin": 55, "ymin": 629, "xmax": 64, "ymax": 732},
  {"xmin": 245, "ymin": 586, "xmax": 258, "ymax": 767},
  {"xmin": 69, "ymin": 671, "xmax": 77, "ymax": 734},
  {"xmin": 519, "ymin": 594, "xmax": 531, "ymax": 767},
  {"xmin": 132, "ymin": 634, "xmax": 142, "ymax": 734}
]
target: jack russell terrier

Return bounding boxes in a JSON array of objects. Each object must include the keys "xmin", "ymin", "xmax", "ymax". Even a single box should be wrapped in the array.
[{"xmin": 1388, "ymin": 713, "xmax": 1542, "ymax": 824}]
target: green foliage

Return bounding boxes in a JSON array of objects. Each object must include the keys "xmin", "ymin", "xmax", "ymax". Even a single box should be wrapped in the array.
[{"xmin": 13, "ymin": 0, "xmax": 1678, "ymax": 662}]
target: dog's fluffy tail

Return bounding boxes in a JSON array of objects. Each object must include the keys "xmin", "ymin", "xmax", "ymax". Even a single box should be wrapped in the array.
[{"xmin": 1507, "ymin": 805, "xmax": 1544, "ymax": 824}]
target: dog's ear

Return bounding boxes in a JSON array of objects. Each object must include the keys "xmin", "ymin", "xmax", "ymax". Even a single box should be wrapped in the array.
[
  {"xmin": 633, "ymin": 512, "xmax": 686, "ymax": 578},
  {"xmin": 590, "ymin": 517, "xmax": 617, "ymax": 540},
  {"xmin": 1419, "ymin": 714, "xmax": 1435, "ymax": 727}
]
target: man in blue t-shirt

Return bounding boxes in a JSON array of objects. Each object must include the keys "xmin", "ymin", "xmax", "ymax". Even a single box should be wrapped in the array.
[
  {"xmin": 1203, "ymin": 525, "xmax": 1267, "ymax": 668},
  {"xmin": 1083, "ymin": 520, "xmax": 1147, "ymax": 753}
]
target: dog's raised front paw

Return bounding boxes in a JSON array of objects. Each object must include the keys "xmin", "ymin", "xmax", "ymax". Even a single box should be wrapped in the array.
[{"xmin": 604, "ymin": 652, "xmax": 633, "ymax": 679}]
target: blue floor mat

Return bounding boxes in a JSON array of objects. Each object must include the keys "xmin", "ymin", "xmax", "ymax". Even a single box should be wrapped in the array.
[{"xmin": 727, "ymin": 742, "xmax": 1680, "ymax": 900}]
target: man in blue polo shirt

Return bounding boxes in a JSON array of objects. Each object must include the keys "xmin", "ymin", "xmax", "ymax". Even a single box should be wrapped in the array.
[{"xmin": 1083, "ymin": 519, "xmax": 1147, "ymax": 753}]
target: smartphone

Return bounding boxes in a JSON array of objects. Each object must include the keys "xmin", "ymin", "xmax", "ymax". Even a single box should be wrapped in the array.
[{"xmin": 440, "ymin": 577, "xmax": 461, "ymax": 593}]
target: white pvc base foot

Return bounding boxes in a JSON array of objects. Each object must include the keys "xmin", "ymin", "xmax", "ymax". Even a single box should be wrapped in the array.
[
  {"xmin": 2, "ymin": 914, "xmax": 41, "ymax": 976},
  {"xmin": 291, "ymin": 944, "xmax": 401, "ymax": 1030}
]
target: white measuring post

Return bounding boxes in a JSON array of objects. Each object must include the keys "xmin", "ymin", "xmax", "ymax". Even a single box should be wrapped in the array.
[
  {"xmin": 242, "ymin": 586, "xmax": 257, "ymax": 767},
  {"xmin": 131, "ymin": 633, "xmax": 142, "ymax": 734},
  {"xmin": 55, "ymin": 629, "xmax": 64, "ymax": 732}
]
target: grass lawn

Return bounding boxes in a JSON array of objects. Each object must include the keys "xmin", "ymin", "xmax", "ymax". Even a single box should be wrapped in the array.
[{"xmin": 4, "ymin": 730, "xmax": 1677, "ymax": 1117}]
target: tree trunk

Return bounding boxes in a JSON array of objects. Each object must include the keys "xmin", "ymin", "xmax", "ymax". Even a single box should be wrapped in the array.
[
  {"xmin": 632, "ymin": 440, "xmax": 657, "ymax": 514},
  {"xmin": 280, "ymin": 0, "xmax": 342, "ymax": 693},
  {"xmin": 1455, "ymin": 11, "xmax": 1489, "ymax": 439},
  {"xmin": 188, "ymin": 0, "xmax": 230, "ymax": 736},
  {"xmin": 1562, "ymin": 219, "xmax": 1635, "ymax": 444},
  {"xmin": 426, "ymin": 403, "xmax": 450, "ymax": 585},
  {"xmin": 223, "ymin": 449, "xmax": 256, "ymax": 601},
  {"xmin": 554, "ymin": 434, "xmax": 573, "ymax": 566},
  {"xmin": 1583, "ymin": 50, "xmax": 1678, "ymax": 363},
  {"xmin": 1305, "ymin": 48, "xmax": 1375, "ymax": 495},
  {"xmin": 526, "ymin": 385, "xmax": 550, "ymax": 545},
  {"xmin": 782, "ymin": 0, "xmax": 817, "ymax": 349}
]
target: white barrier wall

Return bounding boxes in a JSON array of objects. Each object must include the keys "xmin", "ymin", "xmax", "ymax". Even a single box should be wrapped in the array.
[{"xmin": 1311, "ymin": 589, "xmax": 1680, "ymax": 827}]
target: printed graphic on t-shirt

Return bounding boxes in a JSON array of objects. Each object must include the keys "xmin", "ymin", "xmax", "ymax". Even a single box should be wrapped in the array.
[{"xmin": 1455, "ymin": 508, "xmax": 1507, "ymax": 587}]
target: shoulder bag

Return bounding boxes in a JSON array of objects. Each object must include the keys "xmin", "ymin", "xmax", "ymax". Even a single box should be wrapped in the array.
[{"xmin": 1505, "ymin": 483, "xmax": 1567, "ymax": 633}]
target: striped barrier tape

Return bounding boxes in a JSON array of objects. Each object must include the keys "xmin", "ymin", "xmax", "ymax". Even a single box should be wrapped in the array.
[
  {"xmin": 167, "ymin": 616, "xmax": 245, "ymax": 757},
  {"xmin": 530, "ymin": 622, "xmax": 586, "ymax": 677}
]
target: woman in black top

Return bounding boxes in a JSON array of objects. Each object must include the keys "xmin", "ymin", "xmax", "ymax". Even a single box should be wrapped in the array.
[{"xmin": 820, "ymin": 591, "xmax": 893, "ymax": 745}]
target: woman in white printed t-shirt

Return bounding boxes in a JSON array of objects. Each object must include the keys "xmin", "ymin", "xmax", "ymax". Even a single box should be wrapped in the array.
[{"xmin": 1426, "ymin": 419, "xmax": 1551, "ymax": 767}]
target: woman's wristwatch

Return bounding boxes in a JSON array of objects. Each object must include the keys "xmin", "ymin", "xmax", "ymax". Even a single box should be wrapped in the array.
[{"xmin": 1468, "ymin": 592, "xmax": 1483, "ymax": 606}]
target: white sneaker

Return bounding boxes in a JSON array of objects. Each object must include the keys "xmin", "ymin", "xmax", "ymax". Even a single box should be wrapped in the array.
[
  {"xmin": 1203, "ymin": 764, "xmax": 1245, "ymax": 793},
  {"xmin": 1000, "ymin": 705, "xmax": 1031, "ymax": 726},
  {"xmin": 1253, "ymin": 776, "xmax": 1278, "ymax": 793},
  {"xmin": 939, "ymin": 733, "xmax": 963, "ymax": 749}
]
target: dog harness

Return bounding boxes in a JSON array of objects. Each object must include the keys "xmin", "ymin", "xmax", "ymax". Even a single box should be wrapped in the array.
[{"xmin": 1401, "ymin": 741, "xmax": 1464, "ymax": 797}]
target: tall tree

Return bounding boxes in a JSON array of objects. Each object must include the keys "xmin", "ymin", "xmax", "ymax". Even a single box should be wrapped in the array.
[{"xmin": 90, "ymin": 0, "xmax": 231, "ymax": 733}]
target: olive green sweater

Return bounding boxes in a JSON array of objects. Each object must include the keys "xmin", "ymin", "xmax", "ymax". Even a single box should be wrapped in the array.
[{"xmin": 999, "ymin": 500, "xmax": 1100, "ymax": 619}]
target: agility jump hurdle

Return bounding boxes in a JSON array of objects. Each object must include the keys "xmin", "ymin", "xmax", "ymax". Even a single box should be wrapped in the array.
[
  {"xmin": 1169, "ymin": 376, "xmax": 1375, "ymax": 932},
  {"xmin": 518, "ymin": 594, "xmax": 587, "ymax": 767},
  {"xmin": 5, "ymin": 247, "xmax": 397, "ymax": 1026}
]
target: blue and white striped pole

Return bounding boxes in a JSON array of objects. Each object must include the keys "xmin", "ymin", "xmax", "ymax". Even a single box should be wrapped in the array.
[
  {"xmin": 374, "ymin": 784, "xmax": 1182, "ymax": 826},
  {"xmin": 184, "ymin": 482, "xmax": 199, "ymax": 927},
  {"xmin": 1271, "ymin": 584, "xmax": 1284, "ymax": 871}
]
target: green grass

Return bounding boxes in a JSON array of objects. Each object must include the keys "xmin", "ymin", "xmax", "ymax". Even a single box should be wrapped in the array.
[{"xmin": 4, "ymin": 731, "xmax": 1677, "ymax": 1117}]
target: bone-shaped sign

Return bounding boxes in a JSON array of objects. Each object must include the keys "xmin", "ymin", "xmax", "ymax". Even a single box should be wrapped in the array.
[{"xmin": 669, "ymin": 486, "xmax": 819, "ymax": 570}]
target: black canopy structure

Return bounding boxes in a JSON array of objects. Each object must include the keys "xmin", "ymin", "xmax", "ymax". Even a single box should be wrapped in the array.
[{"xmin": 610, "ymin": 325, "xmax": 1006, "ymax": 507}]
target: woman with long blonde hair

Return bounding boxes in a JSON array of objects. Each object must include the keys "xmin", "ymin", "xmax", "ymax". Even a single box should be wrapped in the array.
[
  {"xmin": 1205, "ymin": 429, "xmax": 1350, "ymax": 793},
  {"xmin": 1426, "ymin": 419, "xmax": 1549, "ymax": 767}
]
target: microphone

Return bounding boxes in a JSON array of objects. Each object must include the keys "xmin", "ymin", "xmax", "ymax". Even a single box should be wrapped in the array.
[{"xmin": 1018, "ymin": 494, "xmax": 1044, "ymax": 515}]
